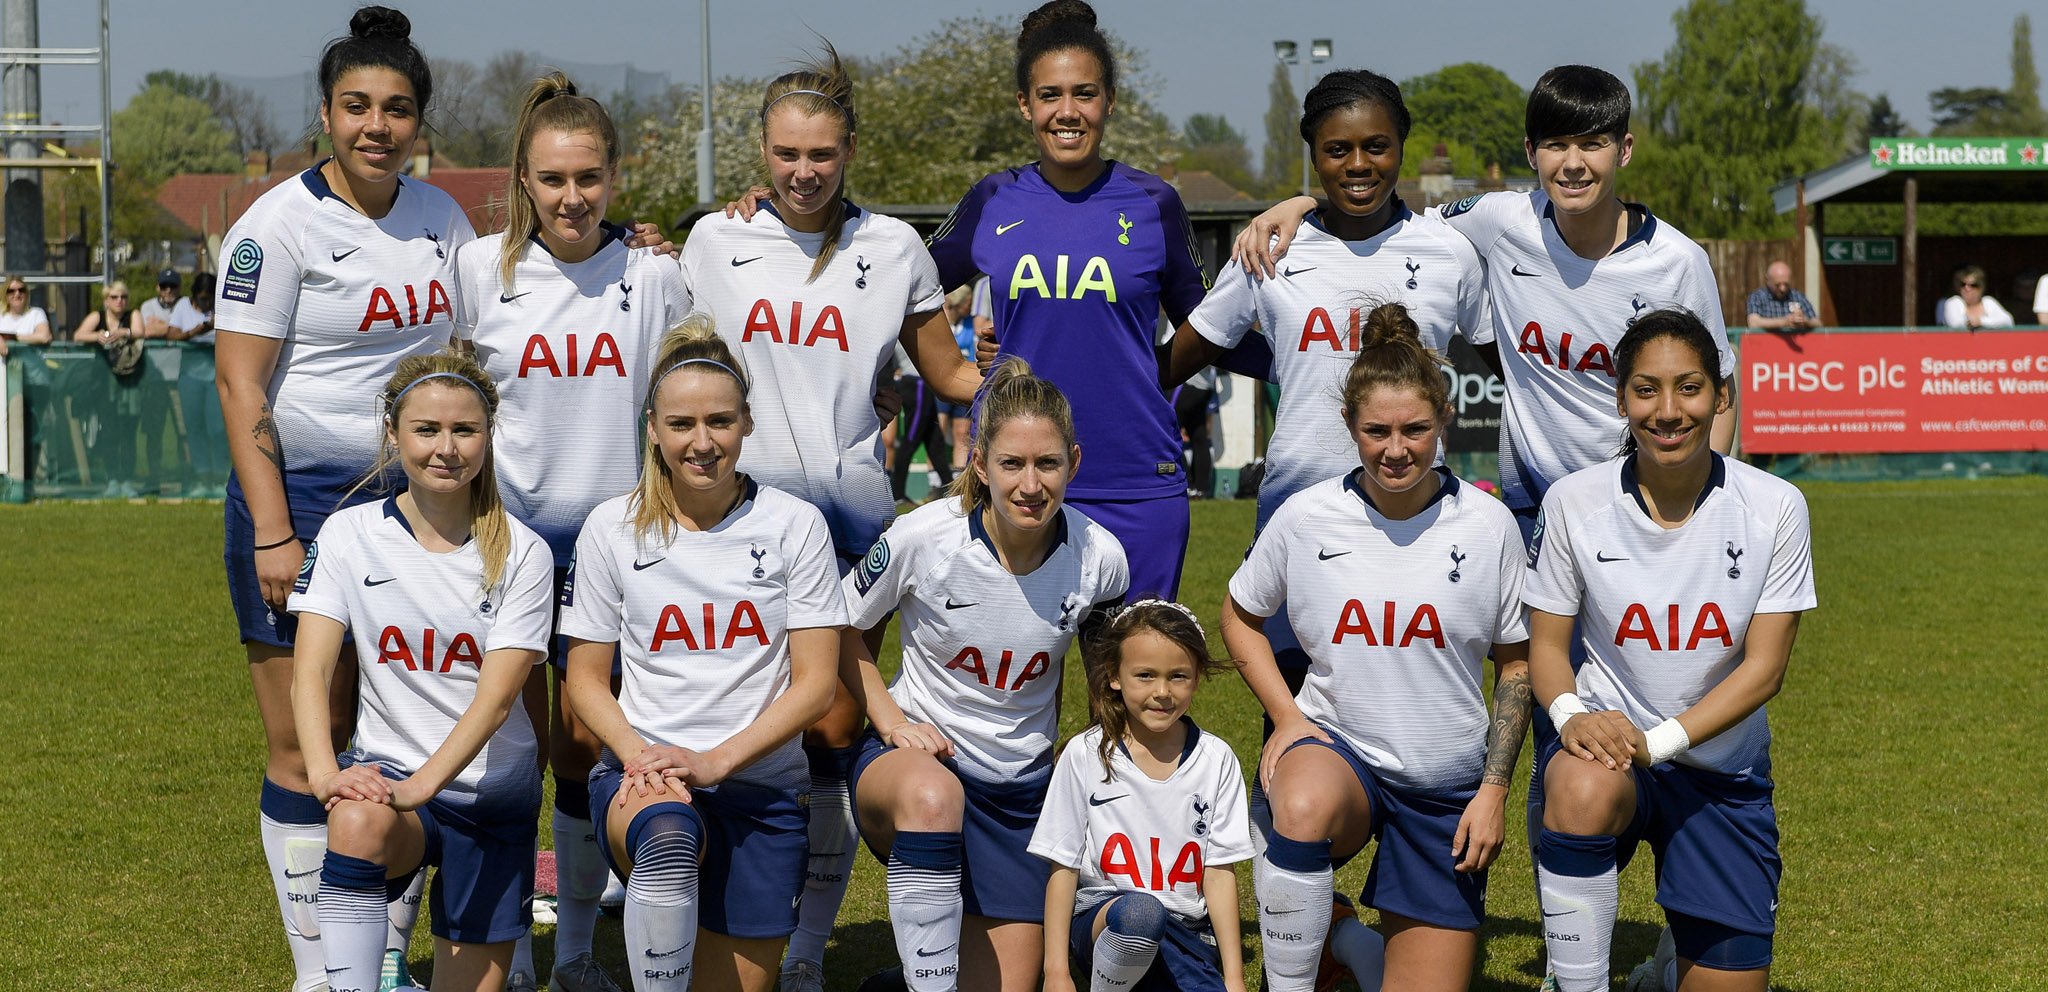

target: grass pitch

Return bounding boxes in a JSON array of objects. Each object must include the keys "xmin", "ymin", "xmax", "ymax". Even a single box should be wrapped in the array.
[{"xmin": 2, "ymin": 477, "xmax": 2042, "ymax": 990}]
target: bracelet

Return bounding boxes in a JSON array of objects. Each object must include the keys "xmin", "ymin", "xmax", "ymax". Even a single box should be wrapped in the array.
[
  {"xmin": 1644, "ymin": 718, "xmax": 1692, "ymax": 765},
  {"xmin": 253, "ymin": 534, "xmax": 299, "ymax": 551},
  {"xmin": 1547, "ymin": 692, "xmax": 1590, "ymax": 729}
]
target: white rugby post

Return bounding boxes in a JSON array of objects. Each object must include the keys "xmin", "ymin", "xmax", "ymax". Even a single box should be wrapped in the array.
[{"xmin": 697, "ymin": 0, "xmax": 714, "ymax": 206}]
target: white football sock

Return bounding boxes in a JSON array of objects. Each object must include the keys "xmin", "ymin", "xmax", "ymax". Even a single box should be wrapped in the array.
[
  {"xmin": 259, "ymin": 799, "xmax": 330, "ymax": 992},
  {"xmin": 623, "ymin": 808, "xmax": 700, "ymax": 992},
  {"xmin": 787, "ymin": 770, "xmax": 858, "ymax": 967},
  {"xmin": 887, "ymin": 831, "xmax": 964, "ymax": 992},
  {"xmin": 1255, "ymin": 836, "xmax": 1334, "ymax": 992},
  {"xmin": 1536, "ymin": 830, "xmax": 1620, "ymax": 992},
  {"xmin": 318, "ymin": 853, "xmax": 391, "ymax": 992},
  {"xmin": 552, "ymin": 807, "xmax": 607, "ymax": 963}
]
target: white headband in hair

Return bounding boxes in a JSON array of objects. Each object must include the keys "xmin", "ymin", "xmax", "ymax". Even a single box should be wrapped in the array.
[
  {"xmin": 1116, "ymin": 598, "xmax": 1204, "ymax": 639},
  {"xmin": 760, "ymin": 88, "xmax": 850, "ymax": 124}
]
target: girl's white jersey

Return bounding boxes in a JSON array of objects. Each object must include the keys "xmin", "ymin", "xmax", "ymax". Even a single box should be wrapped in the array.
[
  {"xmin": 842, "ymin": 497, "xmax": 1130, "ymax": 782},
  {"xmin": 1434, "ymin": 190, "xmax": 1733, "ymax": 510},
  {"xmin": 1230, "ymin": 470, "xmax": 1529, "ymax": 792},
  {"xmin": 1523, "ymin": 455, "xmax": 1815, "ymax": 778},
  {"xmin": 1190, "ymin": 205, "xmax": 1485, "ymax": 526},
  {"xmin": 455, "ymin": 227, "xmax": 692, "ymax": 565},
  {"xmin": 681, "ymin": 203, "xmax": 945, "ymax": 557},
  {"xmin": 1029, "ymin": 721, "xmax": 1255, "ymax": 924},
  {"xmin": 558, "ymin": 481, "xmax": 848, "ymax": 792},
  {"xmin": 216, "ymin": 168, "xmax": 475, "ymax": 508},
  {"xmin": 288, "ymin": 498, "xmax": 553, "ymax": 809}
]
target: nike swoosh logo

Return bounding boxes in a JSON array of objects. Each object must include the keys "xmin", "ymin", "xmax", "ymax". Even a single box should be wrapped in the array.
[
  {"xmin": 944, "ymin": 599, "xmax": 976, "ymax": 610},
  {"xmin": 995, "ymin": 221, "xmax": 1024, "ymax": 235},
  {"xmin": 331, "ymin": 247, "xmax": 361, "ymax": 262},
  {"xmin": 1595, "ymin": 552, "xmax": 1629, "ymax": 562},
  {"xmin": 363, "ymin": 576, "xmax": 397, "ymax": 587},
  {"xmin": 731, "ymin": 256, "xmax": 762, "ymax": 267},
  {"xmin": 1263, "ymin": 905, "xmax": 1304, "ymax": 916},
  {"xmin": 1542, "ymin": 909, "xmax": 1573, "ymax": 917},
  {"xmin": 498, "ymin": 292, "xmax": 530, "ymax": 304},
  {"xmin": 1088, "ymin": 794, "xmax": 1126, "ymax": 806},
  {"xmin": 286, "ymin": 866, "xmax": 321, "ymax": 879},
  {"xmin": 1317, "ymin": 550, "xmax": 1350, "ymax": 560},
  {"xmin": 632, "ymin": 558, "xmax": 665, "ymax": 571},
  {"xmin": 1282, "ymin": 266, "xmax": 1317, "ymax": 277},
  {"xmin": 646, "ymin": 945, "xmax": 688, "ymax": 959},
  {"xmin": 1511, "ymin": 263, "xmax": 1541, "ymax": 277},
  {"xmin": 916, "ymin": 944, "xmax": 957, "ymax": 958}
]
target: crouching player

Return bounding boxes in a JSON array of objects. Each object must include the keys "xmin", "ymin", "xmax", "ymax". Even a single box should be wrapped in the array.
[
  {"xmin": 291, "ymin": 354, "xmax": 555, "ymax": 992},
  {"xmin": 1527, "ymin": 310, "xmax": 1814, "ymax": 992},
  {"xmin": 1030, "ymin": 600, "xmax": 1254, "ymax": 992}
]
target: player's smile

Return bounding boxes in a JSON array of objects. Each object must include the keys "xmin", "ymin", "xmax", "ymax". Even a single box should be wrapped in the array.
[
  {"xmin": 1620, "ymin": 336, "xmax": 1726, "ymax": 470},
  {"xmin": 1021, "ymin": 49, "xmax": 1112, "ymax": 187},
  {"xmin": 523, "ymin": 129, "xmax": 614, "ymax": 260},
  {"xmin": 1530, "ymin": 132, "xmax": 1631, "ymax": 216},
  {"xmin": 1312, "ymin": 102, "xmax": 1402, "ymax": 240},
  {"xmin": 1349, "ymin": 385, "xmax": 1447, "ymax": 513},
  {"xmin": 976, "ymin": 414, "xmax": 1079, "ymax": 543},
  {"xmin": 649, "ymin": 369, "xmax": 752, "ymax": 500},
  {"xmin": 763, "ymin": 107, "xmax": 852, "ymax": 233},
  {"xmin": 390, "ymin": 384, "xmax": 489, "ymax": 496},
  {"xmin": 322, "ymin": 66, "xmax": 420, "ymax": 189}
]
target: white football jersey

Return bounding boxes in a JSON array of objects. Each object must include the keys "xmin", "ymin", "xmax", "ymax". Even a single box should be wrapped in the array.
[
  {"xmin": 288, "ymin": 498, "xmax": 553, "ymax": 810},
  {"xmin": 1029, "ymin": 722, "xmax": 1255, "ymax": 924},
  {"xmin": 1523, "ymin": 455, "xmax": 1816, "ymax": 778},
  {"xmin": 680, "ymin": 203, "xmax": 945, "ymax": 557},
  {"xmin": 1190, "ymin": 205, "xmax": 1485, "ymax": 525},
  {"xmin": 455, "ymin": 227, "xmax": 691, "ymax": 565},
  {"xmin": 1230, "ymin": 471, "xmax": 1529, "ymax": 792},
  {"xmin": 216, "ymin": 167, "xmax": 475, "ymax": 513},
  {"xmin": 1435, "ymin": 190, "xmax": 1733, "ymax": 510},
  {"xmin": 558, "ymin": 482, "xmax": 848, "ymax": 792},
  {"xmin": 842, "ymin": 497, "xmax": 1130, "ymax": 782}
]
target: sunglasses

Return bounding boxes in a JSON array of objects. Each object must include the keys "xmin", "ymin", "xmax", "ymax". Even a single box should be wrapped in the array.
[
  {"xmin": 1959, "ymin": 281, "xmax": 1982, "ymax": 289},
  {"xmin": 5, "ymin": 287, "xmax": 23, "ymax": 295}
]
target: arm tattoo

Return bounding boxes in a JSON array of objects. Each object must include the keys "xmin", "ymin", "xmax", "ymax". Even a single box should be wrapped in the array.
[
  {"xmin": 1481, "ymin": 669, "xmax": 1533, "ymax": 789},
  {"xmin": 252, "ymin": 405, "xmax": 285, "ymax": 476}
]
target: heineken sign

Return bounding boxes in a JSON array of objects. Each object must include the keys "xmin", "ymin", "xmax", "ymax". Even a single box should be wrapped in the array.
[{"xmin": 1869, "ymin": 137, "xmax": 2046, "ymax": 170}]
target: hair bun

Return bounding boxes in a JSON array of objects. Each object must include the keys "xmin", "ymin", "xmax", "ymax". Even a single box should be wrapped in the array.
[
  {"xmin": 349, "ymin": 5, "xmax": 412, "ymax": 42},
  {"xmin": 1020, "ymin": 0, "xmax": 1097, "ymax": 42},
  {"xmin": 1360, "ymin": 301, "xmax": 1423, "ymax": 350}
]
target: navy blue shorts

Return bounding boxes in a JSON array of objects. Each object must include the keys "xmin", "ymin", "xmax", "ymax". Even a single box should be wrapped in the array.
[
  {"xmin": 347, "ymin": 758, "xmax": 541, "ymax": 944},
  {"xmin": 225, "ymin": 472, "xmax": 377, "ymax": 648},
  {"xmin": 588, "ymin": 763, "xmax": 810, "ymax": 939},
  {"xmin": 1064, "ymin": 494, "xmax": 1189, "ymax": 600},
  {"xmin": 848, "ymin": 731, "xmax": 1050, "ymax": 922},
  {"xmin": 1279, "ymin": 732, "xmax": 1487, "ymax": 931},
  {"xmin": 1068, "ymin": 898, "xmax": 1225, "ymax": 992},
  {"xmin": 1537, "ymin": 736, "xmax": 1781, "ymax": 946}
]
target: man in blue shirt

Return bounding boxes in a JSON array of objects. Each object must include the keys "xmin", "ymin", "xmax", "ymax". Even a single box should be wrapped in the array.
[{"xmin": 1746, "ymin": 261, "xmax": 1820, "ymax": 330}]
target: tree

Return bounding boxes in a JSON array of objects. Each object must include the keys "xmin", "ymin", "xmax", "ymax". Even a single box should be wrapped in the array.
[
  {"xmin": 138, "ymin": 70, "xmax": 281, "ymax": 157},
  {"xmin": 112, "ymin": 83, "xmax": 242, "ymax": 182},
  {"xmin": 1178, "ymin": 113, "xmax": 1254, "ymax": 193},
  {"xmin": 2007, "ymin": 14, "xmax": 2044, "ymax": 132},
  {"xmin": 1930, "ymin": 86, "xmax": 2012, "ymax": 134},
  {"xmin": 1401, "ymin": 63, "xmax": 1527, "ymax": 174},
  {"xmin": 1627, "ymin": 0, "xmax": 1861, "ymax": 238},
  {"xmin": 431, "ymin": 50, "xmax": 544, "ymax": 166},
  {"xmin": 1261, "ymin": 61, "xmax": 1300, "ymax": 197},
  {"xmin": 1863, "ymin": 93, "xmax": 1909, "ymax": 140}
]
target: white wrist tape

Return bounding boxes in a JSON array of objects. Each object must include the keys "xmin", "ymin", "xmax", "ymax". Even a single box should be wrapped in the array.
[
  {"xmin": 1547, "ymin": 692, "xmax": 1590, "ymax": 730},
  {"xmin": 1644, "ymin": 718, "xmax": 1692, "ymax": 765}
]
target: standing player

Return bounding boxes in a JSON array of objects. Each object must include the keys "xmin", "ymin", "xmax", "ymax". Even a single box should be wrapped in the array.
[
  {"xmin": 1031, "ymin": 601, "xmax": 1254, "ymax": 992},
  {"xmin": 840, "ymin": 358, "xmax": 1130, "ymax": 992},
  {"xmin": 291, "ymin": 354, "xmax": 554, "ymax": 992},
  {"xmin": 559, "ymin": 317, "xmax": 846, "ymax": 992},
  {"xmin": 1222, "ymin": 304, "xmax": 1532, "ymax": 992},
  {"xmin": 925, "ymin": 0, "xmax": 1251, "ymax": 599},
  {"xmin": 452, "ymin": 70, "xmax": 689, "ymax": 992},
  {"xmin": 1172, "ymin": 68, "xmax": 1485, "ymax": 734},
  {"xmin": 212, "ymin": 11, "xmax": 469, "ymax": 989},
  {"xmin": 681, "ymin": 47, "xmax": 980, "ymax": 992},
  {"xmin": 1525, "ymin": 309, "xmax": 1813, "ymax": 992}
]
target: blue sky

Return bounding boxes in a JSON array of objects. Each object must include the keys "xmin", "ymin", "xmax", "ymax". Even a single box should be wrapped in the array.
[{"xmin": 29, "ymin": 0, "xmax": 2043, "ymax": 170}]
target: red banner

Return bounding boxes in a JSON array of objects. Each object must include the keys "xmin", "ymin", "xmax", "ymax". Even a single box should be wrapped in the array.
[{"xmin": 1741, "ymin": 331, "xmax": 2048, "ymax": 453}]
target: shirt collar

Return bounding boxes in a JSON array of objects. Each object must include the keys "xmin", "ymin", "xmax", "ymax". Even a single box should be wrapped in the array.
[
  {"xmin": 1343, "ymin": 466, "xmax": 1460, "ymax": 515},
  {"xmin": 1620, "ymin": 452, "xmax": 1725, "ymax": 518}
]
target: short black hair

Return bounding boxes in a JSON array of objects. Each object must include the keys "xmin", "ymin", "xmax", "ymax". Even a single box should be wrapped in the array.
[
  {"xmin": 1525, "ymin": 64, "xmax": 1629, "ymax": 143},
  {"xmin": 1299, "ymin": 69, "xmax": 1411, "ymax": 145}
]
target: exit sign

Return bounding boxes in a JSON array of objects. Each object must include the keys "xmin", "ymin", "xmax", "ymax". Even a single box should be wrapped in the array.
[{"xmin": 1823, "ymin": 237, "xmax": 1897, "ymax": 265}]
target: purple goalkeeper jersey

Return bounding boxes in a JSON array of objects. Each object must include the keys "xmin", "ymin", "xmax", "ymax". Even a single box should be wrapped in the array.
[{"xmin": 927, "ymin": 161, "xmax": 1209, "ymax": 500}]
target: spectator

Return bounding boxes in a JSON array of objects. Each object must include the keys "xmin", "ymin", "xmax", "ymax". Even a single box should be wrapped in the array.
[
  {"xmin": 0, "ymin": 276, "xmax": 53, "ymax": 353},
  {"xmin": 1936, "ymin": 264, "xmax": 2015, "ymax": 330},
  {"xmin": 131, "ymin": 269, "xmax": 184, "ymax": 489},
  {"xmin": 170, "ymin": 273, "xmax": 225, "ymax": 494},
  {"xmin": 1745, "ymin": 261, "xmax": 1820, "ymax": 331},
  {"xmin": 73, "ymin": 281, "xmax": 145, "ymax": 496},
  {"xmin": 2032, "ymin": 271, "xmax": 2047, "ymax": 326}
]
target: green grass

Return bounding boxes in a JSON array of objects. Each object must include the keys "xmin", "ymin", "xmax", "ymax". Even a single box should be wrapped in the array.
[{"xmin": 2, "ymin": 478, "xmax": 2043, "ymax": 990}]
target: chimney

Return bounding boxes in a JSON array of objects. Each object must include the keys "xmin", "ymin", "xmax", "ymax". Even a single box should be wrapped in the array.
[
  {"xmin": 245, "ymin": 149, "xmax": 270, "ymax": 178},
  {"xmin": 411, "ymin": 135, "xmax": 432, "ymax": 178}
]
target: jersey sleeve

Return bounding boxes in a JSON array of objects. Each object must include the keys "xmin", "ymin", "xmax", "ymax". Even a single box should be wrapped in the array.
[
  {"xmin": 1094, "ymin": 534, "xmax": 1131, "ymax": 607},
  {"xmin": 652, "ymin": 251, "xmax": 693, "ymax": 326},
  {"xmin": 1520, "ymin": 492, "xmax": 1584, "ymax": 618},
  {"xmin": 1491, "ymin": 514, "xmax": 1532, "ymax": 644},
  {"xmin": 926, "ymin": 176, "xmax": 997, "ymax": 291},
  {"xmin": 1449, "ymin": 229, "xmax": 1492, "ymax": 345},
  {"xmin": 1187, "ymin": 260, "xmax": 1260, "ymax": 350},
  {"xmin": 487, "ymin": 532, "xmax": 558, "ymax": 657},
  {"xmin": 842, "ymin": 517, "xmax": 917, "ymax": 630},
  {"xmin": 784, "ymin": 505, "xmax": 851, "ymax": 630},
  {"xmin": 1675, "ymin": 244, "xmax": 1736, "ymax": 378},
  {"xmin": 1757, "ymin": 486, "xmax": 1818, "ymax": 614},
  {"xmin": 903, "ymin": 233, "xmax": 945, "ymax": 317},
  {"xmin": 1139, "ymin": 177, "xmax": 1210, "ymax": 325},
  {"xmin": 1228, "ymin": 499, "xmax": 1297, "ymax": 617},
  {"xmin": 557, "ymin": 511, "xmax": 626, "ymax": 643},
  {"xmin": 286, "ymin": 520, "xmax": 354, "ymax": 624},
  {"xmin": 1025, "ymin": 739, "xmax": 1094, "ymax": 869},
  {"xmin": 1435, "ymin": 192, "xmax": 1517, "ymax": 259},
  {"xmin": 1201, "ymin": 741, "xmax": 1256, "ymax": 867},
  {"xmin": 451, "ymin": 240, "xmax": 484, "ymax": 342},
  {"xmin": 677, "ymin": 215, "xmax": 717, "ymax": 303},
  {"xmin": 214, "ymin": 197, "xmax": 305, "ymax": 339}
]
